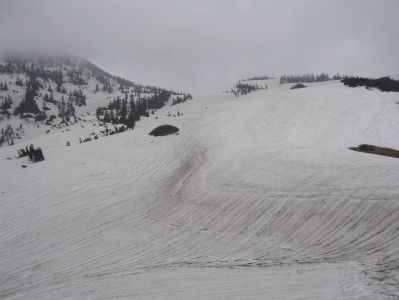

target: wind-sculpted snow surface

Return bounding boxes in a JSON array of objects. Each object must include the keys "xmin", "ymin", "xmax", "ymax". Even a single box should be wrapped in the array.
[{"xmin": 1, "ymin": 80, "xmax": 399, "ymax": 299}]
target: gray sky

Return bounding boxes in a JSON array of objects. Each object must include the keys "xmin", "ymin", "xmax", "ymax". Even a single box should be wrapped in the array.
[{"xmin": 0, "ymin": 0, "xmax": 398, "ymax": 92}]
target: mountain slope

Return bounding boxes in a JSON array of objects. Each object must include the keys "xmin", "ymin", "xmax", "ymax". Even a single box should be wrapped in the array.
[
  {"xmin": 1, "ymin": 79, "xmax": 399, "ymax": 299},
  {"xmin": 0, "ymin": 55, "xmax": 191, "ymax": 146}
]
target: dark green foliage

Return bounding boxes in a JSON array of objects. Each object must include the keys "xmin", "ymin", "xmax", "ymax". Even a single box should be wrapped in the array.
[
  {"xmin": 126, "ymin": 110, "xmax": 136, "ymax": 129},
  {"xmin": 67, "ymin": 68, "xmax": 87, "ymax": 85},
  {"xmin": 0, "ymin": 94, "xmax": 13, "ymax": 110},
  {"xmin": 0, "ymin": 125, "xmax": 14, "ymax": 146},
  {"xmin": 43, "ymin": 92, "xmax": 57, "ymax": 105},
  {"xmin": 245, "ymin": 75, "xmax": 271, "ymax": 81},
  {"xmin": 41, "ymin": 101, "xmax": 51, "ymax": 111},
  {"xmin": 18, "ymin": 144, "xmax": 44, "ymax": 162},
  {"xmin": 119, "ymin": 99, "xmax": 128, "ymax": 124},
  {"xmin": 332, "ymin": 74, "xmax": 343, "ymax": 80},
  {"xmin": 69, "ymin": 89, "xmax": 86, "ymax": 106},
  {"xmin": 280, "ymin": 73, "xmax": 331, "ymax": 84},
  {"xmin": 315, "ymin": 73, "xmax": 330, "ymax": 82},
  {"xmin": 96, "ymin": 90, "xmax": 173, "ymax": 128},
  {"xmin": 35, "ymin": 111, "xmax": 47, "ymax": 121},
  {"xmin": 57, "ymin": 96, "xmax": 76, "ymax": 122},
  {"xmin": 341, "ymin": 77, "xmax": 399, "ymax": 92},
  {"xmin": 0, "ymin": 81, "xmax": 8, "ymax": 91},
  {"xmin": 172, "ymin": 93, "xmax": 192, "ymax": 105},
  {"xmin": 14, "ymin": 75, "xmax": 41, "ymax": 116},
  {"xmin": 15, "ymin": 77, "xmax": 24, "ymax": 87},
  {"xmin": 0, "ymin": 57, "xmax": 65, "ymax": 91},
  {"xmin": 149, "ymin": 124, "xmax": 179, "ymax": 136},
  {"xmin": 102, "ymin": 81, "xmax": 113, "ymax": 93},
  {"xmin": 2, "ymin": 55, "xmax": 190, "ymax": 136},
  {"xmin": 231, "ymin": 83, "xmax": 262, "ymax": 96},
  {"xmin": 49, "ymin": 70, "xmax": 64, "ymax": 92},
  {"xmin": 0, "ymin": 109, "xmax": 11, "ymax": 118},
  {"xmin": 0, "ymin": 131, "xmax": 4, "ymax": 147},
  {"xmin": 147, "ymin": 90, "xmax": 172, "ymax": 110}
]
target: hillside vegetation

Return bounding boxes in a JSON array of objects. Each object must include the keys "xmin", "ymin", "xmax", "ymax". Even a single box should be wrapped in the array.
[
  {"xmin": 342, "ymin": 76, "xmax": 399, "ymax": 92},
  {"xmin": 0, "ymin": 55, "xmax": 192, "ymax": 146}
]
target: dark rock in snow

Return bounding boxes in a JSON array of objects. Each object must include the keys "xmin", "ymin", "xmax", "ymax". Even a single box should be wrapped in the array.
[{"xmin": 149, "ymin": 125, "xmax": 179, "ymax": 136}]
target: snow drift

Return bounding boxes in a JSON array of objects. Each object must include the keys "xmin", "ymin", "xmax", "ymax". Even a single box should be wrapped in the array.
[{"xmin": 1, "ymin": 79, "xmax": 399, "ymax": 299}]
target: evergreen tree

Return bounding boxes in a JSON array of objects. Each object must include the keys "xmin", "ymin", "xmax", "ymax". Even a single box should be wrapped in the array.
[
  {"xmin": 126, "ymin": 110, "xmax": 135, "ymax": 129},
  {"xmin": 14, "ymin": 75, "xmax": 41, "ymax": 116},
  {"xmin": 120, "ymin": 99, "xmax": 128, "ymax": 124}
]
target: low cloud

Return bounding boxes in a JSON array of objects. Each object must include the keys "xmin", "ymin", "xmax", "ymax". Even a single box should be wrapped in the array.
[{"xmin": 1, "ymin": 0, "xmax": 398, "ymax": 91}]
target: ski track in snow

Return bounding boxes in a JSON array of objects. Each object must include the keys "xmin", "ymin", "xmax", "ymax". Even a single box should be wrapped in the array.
[{"xmin": 1, "ymin": 80, "xmax": 399, "ymax": 299}]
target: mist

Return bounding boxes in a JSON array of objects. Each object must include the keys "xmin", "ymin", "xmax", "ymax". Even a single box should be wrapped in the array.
[{"xmin": 1, "ymin": 0, "xmax": 398, "ymax": 92}]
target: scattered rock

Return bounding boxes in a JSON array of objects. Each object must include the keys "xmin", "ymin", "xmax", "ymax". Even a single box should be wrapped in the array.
[
  {"xmin": 291, "ymin": 83, "xmax": 307, "ymax": 89},
  {"xmin": 349, "ymin": 144, "xmax": 399, "ymax": 159},
  {"xmin": 149, "ymin": 125, "xmax": 179, "ymax": 136}
]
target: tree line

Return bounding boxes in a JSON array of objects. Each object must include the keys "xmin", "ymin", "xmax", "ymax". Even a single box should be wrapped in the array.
[
  {"xmin": 244, "ymin": 75, "xmax": 272, "ymax": 81},
  {"xmin": 341, "ymin": 77, "xmax": 399, "ymax": 92},
  {"xmin": 1, "ymin": 56, "xmax": 192, "ymax": 127},
  {"xmin": 96, "ymin": 90, "xmax": 173, "ymax": 129},
  {"xmin": 0, "ymin": 81, "xmax": 8, "ymax": 91},
  {"xmin": 0, "ymin": 94, "xmax": 13, "ymax": 118},
  {"xmin": 280, "ymin": 73, "xmax": 342, "ymax": 84},
  {"xmin": 231, "ymin": 82, "xmax": 267, "ymax": 96}
]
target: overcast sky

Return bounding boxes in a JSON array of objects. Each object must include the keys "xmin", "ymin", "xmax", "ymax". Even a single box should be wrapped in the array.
[{"xmin": 0, "ymin": 0, "xmax": 398, "ymax": 92}]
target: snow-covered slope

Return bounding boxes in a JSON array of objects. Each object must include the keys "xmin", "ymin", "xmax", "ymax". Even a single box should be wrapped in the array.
[
  {"xmin": 0, "ymin": 56, "xmax": 190, "ymax": 147},
  {"xmin": 1, "ymin": 80, "xmax": 399, "ymax": 299}
]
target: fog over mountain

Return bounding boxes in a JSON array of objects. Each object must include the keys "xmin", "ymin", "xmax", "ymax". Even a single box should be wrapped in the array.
[{"xmin": 1, "ymin": 0, "xmax": 398, "ymax": 91}]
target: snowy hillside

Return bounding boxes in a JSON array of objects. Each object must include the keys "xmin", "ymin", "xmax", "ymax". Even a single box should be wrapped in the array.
[
  {"xmin": 0, "ymin": 55, "xmax": 191, "ymax": 147},
  {"xmin": 1, "ymin": 78, "xmax": 399, "ymax": 299}
]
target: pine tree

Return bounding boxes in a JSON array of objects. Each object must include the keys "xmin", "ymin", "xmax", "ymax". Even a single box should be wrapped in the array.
[
  {"xmin": 120, "ymin": 99, "xmax": 128, "ymax": 124},
  {"xmin": 126, "ymin": 110, "xmax": 135, "ymax": 129},
  {"xmin": 14, "ymin": 76, "xmax": 41, "ymax": 116}
]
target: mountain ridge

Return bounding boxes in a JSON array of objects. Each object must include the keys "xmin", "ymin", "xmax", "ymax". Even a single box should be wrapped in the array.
[{"xmin": 0, "ymin": 55, "xmax": 192, "ymax": 146}]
